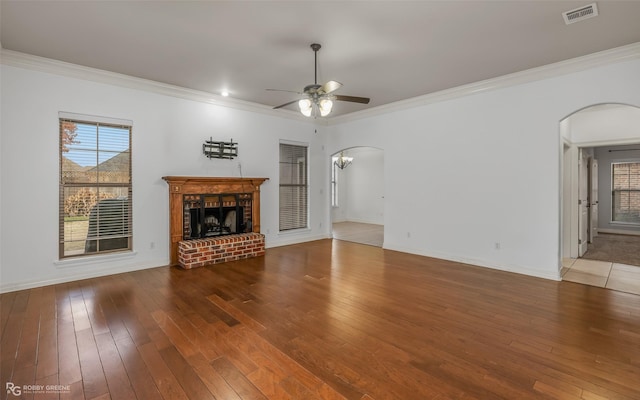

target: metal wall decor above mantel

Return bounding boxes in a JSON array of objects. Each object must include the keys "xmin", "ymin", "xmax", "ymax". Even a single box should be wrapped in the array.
[{"xmin": 203, "ymin": 137, "xmax": 238, "ymax": 159}]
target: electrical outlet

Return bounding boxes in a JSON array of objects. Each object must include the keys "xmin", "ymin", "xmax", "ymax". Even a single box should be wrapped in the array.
[{"xmin": 495, "ymin": 242, "xmax": 501, "ymax": 250}]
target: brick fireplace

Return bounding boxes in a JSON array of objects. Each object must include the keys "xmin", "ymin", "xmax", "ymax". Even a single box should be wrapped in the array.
[{"xmin": 162, "ymin": 176, "xmax": 268, "ymax": 268}]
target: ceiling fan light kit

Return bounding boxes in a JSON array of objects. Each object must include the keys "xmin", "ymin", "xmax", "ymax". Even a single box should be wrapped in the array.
[
  {"xmin": 299, "ymin": 99, "xmax": 312, "ymax": 117},
  {"xmin": 271, "ymin": 43, "xmax": 370, "ymax": 118}
]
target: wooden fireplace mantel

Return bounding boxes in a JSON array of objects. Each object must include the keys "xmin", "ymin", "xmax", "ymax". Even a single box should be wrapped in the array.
[{"xmin": 162, "ymin": 176, "xmax": 268, "ymax": 266}]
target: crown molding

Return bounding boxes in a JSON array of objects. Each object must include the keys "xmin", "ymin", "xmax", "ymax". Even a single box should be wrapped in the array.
[
  {"xmin": 2, "ymin": 42, "xmax": 638, "ymax": 127},
  {"xmin": 0, "ymin": 48, "xmax": 319, "ymax": 124},
  {"xmin": 328, "ymin": 41, "xmax": 640, "ymax": 125}
]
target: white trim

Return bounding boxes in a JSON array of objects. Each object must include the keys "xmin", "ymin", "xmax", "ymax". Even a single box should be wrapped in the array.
[
  {"xmin": 0, "ymin": 48, "xmax": 316, "ymax": 124},
  {"xmin": 597, "ymin": 229, "xmax": 640, "ymax": 236},
  {"xmin": 329, "ymin": 42, "xmax": 640, "ymax": 124},
  {"xmin": 54, "ymin": 250, "xmax": 138, "ymax": 268},
  {"xmin": 58, "ymin": 111, "xmax": 132, "ymax": 127},
  {"xmin": 2, "ymin": 42, "xmax": 639, "ymax": 124},
  {"xmin": 279, "ymin": 139, "xmax": 309, "ymax": 147},
  {"xmin": 573, "ymin": 138, "xmax": 640, "ymax": 148},
  {"xmin": 1, "ymin": 258, "xmax": 168, "ymax": 294},
  {"xmin": 339, "ymin": 218, "xmax": 382, "ymax": 225},
  {"xmin": 383, "ymin": 242, "xmax": 562, "ymax": 281},
  {"xmin": 266, "ymin": 234, "xmax": 331, "ymax": 249}
]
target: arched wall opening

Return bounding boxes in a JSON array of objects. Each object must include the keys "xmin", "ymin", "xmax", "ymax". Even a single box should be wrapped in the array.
[
  {"xmin": 330, "ymin": 146, "xmax": 384, "ymax": 247},
  {"xmin": 560, "ymin": 103, "xmax": 640, "ymax": 275}
]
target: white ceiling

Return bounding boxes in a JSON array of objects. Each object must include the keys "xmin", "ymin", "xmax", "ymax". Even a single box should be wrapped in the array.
[{"xmin": 2, "ymin": 1, "xmax": 640, "ymax": 117}]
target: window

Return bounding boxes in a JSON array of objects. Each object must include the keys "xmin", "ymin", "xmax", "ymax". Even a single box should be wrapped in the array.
[
  {"xmin": 612, "ymin": 162, "xmax": 640, "ymax": 224},
  {"xmin": 59, "ymin": 115, "xmax": 132, "ymax": 258},
  {"xmin": 279, "ymin": 143, "xmax": 308, "ymax": 231}
]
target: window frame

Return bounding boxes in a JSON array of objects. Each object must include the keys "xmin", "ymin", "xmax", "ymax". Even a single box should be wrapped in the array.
[
  {"xmin": 611, "ymin": 161, "xmax": 640, "ymax": 225},
  {"xmin": 279, "ymin": 142, "xmax": 309, "ymax": 232},
  {"xmin": 59, "ymin": 114, "xmax": 133, "ymax": 258}
]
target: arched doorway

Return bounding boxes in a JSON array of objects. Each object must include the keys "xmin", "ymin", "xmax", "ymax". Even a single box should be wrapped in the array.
[
  {"xmin": 560, "ymin": 103, "xmax": 640, "ymax": 294},
  {"xmin": 330, "ymin": 147, "xmax": 384, "ymax": 247}
]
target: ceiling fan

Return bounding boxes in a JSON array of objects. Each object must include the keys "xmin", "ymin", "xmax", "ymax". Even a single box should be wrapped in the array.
[{"xmin": 269, "ymin": 43, "xmax": 370, "ymax": 117}]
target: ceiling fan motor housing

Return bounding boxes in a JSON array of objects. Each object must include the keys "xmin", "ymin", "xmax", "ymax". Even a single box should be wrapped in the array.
[{"xmin": 304, "ymin": 84, "xmax": 322, "ymax": 93}]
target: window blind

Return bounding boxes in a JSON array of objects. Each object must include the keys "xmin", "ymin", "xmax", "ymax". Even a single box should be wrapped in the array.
[
  {"xmin": 59, "ymin": 118, "xmax": 132, "ymax": 257},
  {"xmin": 279, "ymin": 143, "xmax": 308, "ymax": 231},
  {"xmin": 612, "ymin": 162, "xmax": 640, "ymax": 224}
]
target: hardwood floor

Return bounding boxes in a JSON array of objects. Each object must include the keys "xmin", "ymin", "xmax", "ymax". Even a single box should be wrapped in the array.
[{"xmin": 2, "ymin": 239, "xmax": 640, "ymax": 400}]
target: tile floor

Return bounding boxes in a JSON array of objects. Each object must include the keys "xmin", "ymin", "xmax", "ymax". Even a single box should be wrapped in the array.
[{"xmin": 562, "ymin": 258, "xmax": 640, "ymax": 295}]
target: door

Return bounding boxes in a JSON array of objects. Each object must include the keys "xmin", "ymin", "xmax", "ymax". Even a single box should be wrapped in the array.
[
  {"xmin": 578, "ymin": 149, "xmax": 589, "ymax": 257},
  {"xmin": 589, "ymin": 159, "xmax": 599, "ymax": 242}
]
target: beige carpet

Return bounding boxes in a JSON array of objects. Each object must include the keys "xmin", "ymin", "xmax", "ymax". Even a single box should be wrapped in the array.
[{"xmin": 582, "ymin": 233, "xmax": 640, "ymax": 267}]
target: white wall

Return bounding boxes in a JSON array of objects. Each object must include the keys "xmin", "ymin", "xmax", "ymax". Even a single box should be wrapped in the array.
[
  {"xmin": 2, "ymin": 53, "xmax": 640, "ymax": 291},
  {"xmin": 331, "ymin": 147, "xmax": 384, "ymax": 225},
  {"xmin": 327, "ymin": 58, "xmax": 640, "ymax": 280},
  {"xmin": 0, "ymin": 64, "xmax": 330, "ymax": 292}
]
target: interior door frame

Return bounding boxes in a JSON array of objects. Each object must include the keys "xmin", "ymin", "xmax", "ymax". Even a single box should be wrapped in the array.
[
  {"xmin": 560, "ymin": 140, "xmax": 640, "ymax": 265},
  {"xmin": 589, "ymin": 157, "xmax": 599, "ymax": 243}
]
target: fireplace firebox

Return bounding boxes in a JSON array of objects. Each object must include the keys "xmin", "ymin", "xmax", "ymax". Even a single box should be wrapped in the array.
[{"xmin": 183, "ymin": 193, "xmax": 252, "ymax": 239}]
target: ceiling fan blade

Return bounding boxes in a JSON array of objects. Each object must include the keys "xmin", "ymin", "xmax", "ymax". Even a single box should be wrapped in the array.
[
  {"xmin": 273, "ymin": 99, "xmax": 300, "ymax": 110},
  {"xmin": 335, "ymin": 95, "xmax": 370, "ymax": 104},
  {"xmin": 319, "ymin": 80, "xmax": 342, "ymax": 95}
]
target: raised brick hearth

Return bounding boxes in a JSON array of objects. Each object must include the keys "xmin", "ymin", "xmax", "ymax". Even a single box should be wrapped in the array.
[{"xmin": 178, "ymin": 232, "xmax": 265, "ymax": 269}]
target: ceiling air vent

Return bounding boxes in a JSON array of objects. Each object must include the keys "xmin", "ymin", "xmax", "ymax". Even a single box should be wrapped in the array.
[{"xmin": 563, "ymin": 3, "xmax": 599, "ymax": 25}]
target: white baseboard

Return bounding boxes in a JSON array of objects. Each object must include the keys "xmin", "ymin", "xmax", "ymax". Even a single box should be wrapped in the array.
[
  {"xmin": 383, "ymin": 243, "xmax": 561, "ymax": 281},
  {"xmin": 266, "ymin": 233, "xmax": 332, "ymax": 248},
  {"xmin": 337, "ymin": 218, "xmax": 383, "ymax": 225},
  {"xmin": 0, "ymin": 259, "xmax": 170, "ymax": 294}
]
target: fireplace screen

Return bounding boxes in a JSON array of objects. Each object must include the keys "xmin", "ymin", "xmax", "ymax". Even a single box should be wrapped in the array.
[{"xmin": 183, "ymin": 193, "xmax": 252, "ymax": 239}]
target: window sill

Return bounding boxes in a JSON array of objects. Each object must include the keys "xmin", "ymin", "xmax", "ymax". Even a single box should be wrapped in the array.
[
  {"xmin": 54, "ymin": 251, "xmax": 137, "ymax": 269},
  {"xmin": 610, "ymin": 221, "xmax": 640, "ymax": 227},
  {"xmin": 278, "ymin": 228, "xmax": 311, "ymax": 236}
]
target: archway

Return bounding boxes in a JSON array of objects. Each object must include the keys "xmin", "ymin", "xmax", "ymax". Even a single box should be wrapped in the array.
[
  {"xmin": 559, "ymin": 103, "xmax": 640, "ymax": 293},
  {"xmin": 330, "ymin": 146, "xmax": 384, "ymax": 247}
]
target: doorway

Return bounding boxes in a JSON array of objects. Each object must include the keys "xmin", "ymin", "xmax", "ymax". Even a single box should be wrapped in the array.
[
  {"xmin": 559, "ymin": 104, "xmax": 640, "ymax": 295},
  {"xmin": 330, "ymin": 147, "xmax": 384, "ymax": 247}
]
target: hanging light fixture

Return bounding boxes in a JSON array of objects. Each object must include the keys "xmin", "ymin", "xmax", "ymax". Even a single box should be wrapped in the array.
[{"xmin": 334, "ymin": 151, "xmax": 353, "ymax": 169}]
